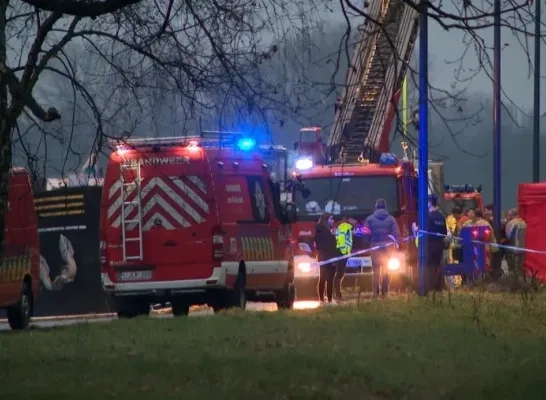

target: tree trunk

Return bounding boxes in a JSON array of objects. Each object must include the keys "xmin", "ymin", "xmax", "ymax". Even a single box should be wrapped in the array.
[{"xmin": 0, "ymin": 0, "xmax": 11, "ymax": 249}]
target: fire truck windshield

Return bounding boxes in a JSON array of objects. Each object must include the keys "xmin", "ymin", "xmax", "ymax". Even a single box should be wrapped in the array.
[{"xmin": 295, "ymin": 176, "xmax": 398, "ymax": 220}]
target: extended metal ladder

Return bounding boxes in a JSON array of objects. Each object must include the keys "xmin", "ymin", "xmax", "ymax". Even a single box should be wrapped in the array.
[
  {"xmin": 120, "ymin": 161, "xmax": 144, "ymax": 261},
  {"xmin": 328, "ymin": 0, "xmax": 419, "ymax": 163}
]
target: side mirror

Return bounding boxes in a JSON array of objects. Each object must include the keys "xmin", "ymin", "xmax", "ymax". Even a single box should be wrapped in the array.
[
  {"xmin": 301, "ymin": 188, "xmax": 311, "ymax": 199},
  {"xmin": 293, "ymin": 141, "xmax": 299, "ymax": 150}
]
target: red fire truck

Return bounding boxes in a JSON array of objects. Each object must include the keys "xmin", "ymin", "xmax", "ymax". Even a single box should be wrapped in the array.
[
  {"xmin": 289, "ymin": 0, "xmax": 421, "ymax": 296},
  {"xmin": 291, "ymin": 155, "xmax": 418, "ymax": 296},
  {"xmin": 294, "ymin": 127, "xmax": 327, "ymax": 166},
  {"xmin": 100, "ymin": 133, "xmax": 297, "ymax": 317},
  {"xmin": 444, "ymin": 184, "xmax": 485, "ymax": 213},
  {"xmin": 0, "ymin": 168, "xmax": 40, "ymax": 329}
]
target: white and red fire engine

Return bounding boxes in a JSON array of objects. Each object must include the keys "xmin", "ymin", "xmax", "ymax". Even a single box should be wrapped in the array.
[
  {"xmin": 288, "ymin": 0, "xmax": 422, "ymax": 296},
  {"xmin": 100, "ymin": 132, "xmax": 297, "ymax": 317}
]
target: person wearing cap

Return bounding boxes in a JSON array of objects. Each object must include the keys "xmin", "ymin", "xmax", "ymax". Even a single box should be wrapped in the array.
[
  {"xmin": 363, "ymin": 198, "xmax": 400, "ymax": 298},
  {"xmin": 412, "ymin": 194, "xmax": 448, "ymax": 292}
]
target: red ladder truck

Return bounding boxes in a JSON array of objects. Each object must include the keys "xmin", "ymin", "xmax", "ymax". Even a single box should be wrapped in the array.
[{"xmin": 290, "ymin": 0, "xmax": 421, "ymax": 297}]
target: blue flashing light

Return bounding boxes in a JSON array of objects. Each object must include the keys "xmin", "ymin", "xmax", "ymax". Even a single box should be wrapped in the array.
[
  {"xmin": 379, "ymin": 153, "xmax": 398, "ymax": 166},
  {"xmin": 237, "ymin": 137, "xmax": 256, "ymax": 151}
]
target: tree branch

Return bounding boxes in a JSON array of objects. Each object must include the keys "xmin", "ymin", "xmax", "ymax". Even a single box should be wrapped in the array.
[{"xmin": 21, "ymin": 0, "xmax": 141, "ymax": 17}]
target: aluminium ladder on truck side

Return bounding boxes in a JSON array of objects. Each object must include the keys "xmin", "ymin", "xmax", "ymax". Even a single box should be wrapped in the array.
[{"xmin": 120, "ymin": 160, "xmax": 144, "ymax": 261}]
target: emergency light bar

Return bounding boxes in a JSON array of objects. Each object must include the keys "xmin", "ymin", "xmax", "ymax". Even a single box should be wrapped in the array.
[
  {"xmin": 378, "ymin": 153, "xmax": 398, "ymax": 166},
  {"xmin": 444, "ymin": 184, "xmax": 483, "ymax": 193},
  {"xmin": 300, "ymin": 126, "xmax": 321, "ymax": 132},
  {"xmin": 108, "ymin": 131, "xmax": 259, "ymax": 152}
]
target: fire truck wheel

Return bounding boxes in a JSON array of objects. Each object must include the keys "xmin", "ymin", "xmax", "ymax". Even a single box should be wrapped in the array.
[
  {"xmin": 6, "ymin": 282, "xmax": 31, "ymax": 330},
  {"xmin": 171, "ymin": 300, "xmax": 190, "ymax": 317},
  {"xmin": 275, "ymin": 282, "xmax": 296, "ymax": 310},
  {"xmin": 115, "ymin": 297, "xmax": 150, "ymax": 319}
]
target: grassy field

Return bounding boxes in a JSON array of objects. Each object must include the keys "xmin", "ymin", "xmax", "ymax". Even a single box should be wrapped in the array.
[{"xmin": 2, "ymin": 292, "xmax": 546, "ymax": 399}]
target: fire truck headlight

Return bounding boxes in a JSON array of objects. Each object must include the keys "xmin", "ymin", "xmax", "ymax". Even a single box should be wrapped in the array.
[
  {"xmin": 295, "ymin": 158, "xmax": 313, "ymax": 171},
  {"xmin": 387, "ymin": 257, "xmax": 401, "ymax": 271},
  {"xmin": 297, "ymin": 262, "xmax": 312, "ymax": 273}
]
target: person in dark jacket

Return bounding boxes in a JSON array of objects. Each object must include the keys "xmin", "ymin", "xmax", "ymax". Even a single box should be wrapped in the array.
[
  {"xmin": 412, "ymin": 194, "xmax": 448, "ymax": 292},
  {"xmin": 364, "ymin": 199, "xmax": 400, "ymax": 297},
  {"xmin": 426, "ymin": 194, "xmax": 448, "ymax": 291},
  {"xmin": 314, "ymin": 213, "xmax": 337, "ymax": 304}
]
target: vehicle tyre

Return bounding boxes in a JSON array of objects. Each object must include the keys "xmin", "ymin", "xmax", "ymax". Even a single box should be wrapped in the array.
[
  {"xmin": 276, "ymin": 282, "xmax": 296, "ymax": 310},
  {"xmin": 171, "ymin": 300, "xmax": 190, "ymax": 317},
  {"xmin": 6, "ymin": 282, "xmax": 32, "ymax": 330},
  {"xmin": 115, "ymin": 297, "xmax": 150, "ymax": 319}
]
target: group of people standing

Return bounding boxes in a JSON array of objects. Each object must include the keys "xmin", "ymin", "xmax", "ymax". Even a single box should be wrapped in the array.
[
  {"xmin": 446, "ymin": 204, "xmax": 527, "ymax": 282},
  {"xmin": 313, "ymin": 195, "xmax": 528, "ymax": 304},
  {"xmin": 314, "ymin": 198, "xmax": 400, "ymax": 304}
]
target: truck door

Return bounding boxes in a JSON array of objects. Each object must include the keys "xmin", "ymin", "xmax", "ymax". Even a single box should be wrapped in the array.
[{"xmin": 242, "ymin": 175, "xmax": 284, "ymax": 289}]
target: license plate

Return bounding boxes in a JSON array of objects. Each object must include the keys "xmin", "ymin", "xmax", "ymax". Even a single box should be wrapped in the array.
[
  {"xmin": 117, "ymin": 270, "xmax": 152, "ymax": 281},
  {"xmin": 346, "ymin": 257, "xmax": 372, "ymax": 268}
]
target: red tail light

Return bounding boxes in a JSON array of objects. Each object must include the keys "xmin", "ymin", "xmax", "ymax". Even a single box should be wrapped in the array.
[{"xmin": 212, "ymin": 224, "xmax": 224, "ymax": 266}]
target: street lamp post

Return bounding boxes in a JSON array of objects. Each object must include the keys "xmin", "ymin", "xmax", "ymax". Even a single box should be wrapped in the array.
[
  {"xmin": 417, "ymin": 0, "xmax": 429, "ymax": 296},
  {"xmin": 492, "ymin": 0, "xmax": 502, "ymax": 279}
]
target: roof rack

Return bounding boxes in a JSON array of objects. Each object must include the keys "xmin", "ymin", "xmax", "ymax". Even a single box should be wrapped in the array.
[{"xmin": 258, "ymin": 144, "xmax": 287, "ymax": 152}]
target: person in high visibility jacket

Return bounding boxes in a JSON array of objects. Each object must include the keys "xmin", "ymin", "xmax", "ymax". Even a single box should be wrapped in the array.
[
  {"xmin": 444, "ymin": 206, "xmax": 463, "ymax": 287},
  {"xmin": 446, "ymin": 207, "xmax": 462, "ymax": 242},
  {"xmin": 505, "ymin": 208, "xmax": 527, "ymax": 281},
  {"xmin": 334, "ymin": 217, "xmax": 353, "ymax": 301}
]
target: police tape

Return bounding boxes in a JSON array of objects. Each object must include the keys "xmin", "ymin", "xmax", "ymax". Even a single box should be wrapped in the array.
[
  {"xmin": 418, "ymin": 230, "xmax": 546, "ymax": 255},
  {"xmin": 310, "ymin": 229, "xmax": 546, "ymax": 268},
  {"xmin": 315, "ymin": 235, "xmax": 416, "ymax": 267}
]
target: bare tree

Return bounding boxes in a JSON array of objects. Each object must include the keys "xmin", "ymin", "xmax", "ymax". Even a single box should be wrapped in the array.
[
  {"xmin": 272, "ymin": 0, "xmax": 537, "ymax": 159},
  {"xmin": 0, "ymin": 0, "xmax": 328, "ymax": 245}
]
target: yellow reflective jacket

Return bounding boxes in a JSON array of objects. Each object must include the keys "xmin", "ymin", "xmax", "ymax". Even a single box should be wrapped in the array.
[
  {"xmin": 336, "ymin": 222, "xmax": 353, "ymax": 255},
  {"xmin": 446, "ymin": 215, "xmax": 458, "ymax": 234}
]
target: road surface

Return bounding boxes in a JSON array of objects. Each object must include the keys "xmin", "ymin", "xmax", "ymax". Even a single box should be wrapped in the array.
[{"xmin": 0, "ymin": 300, "xmax": 322, "ymax": 331}]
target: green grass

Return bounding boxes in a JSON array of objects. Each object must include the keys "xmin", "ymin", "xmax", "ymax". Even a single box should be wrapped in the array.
[{"xmin": 2, "ymin": 292, "xmax": 546, "ymax": 399}]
